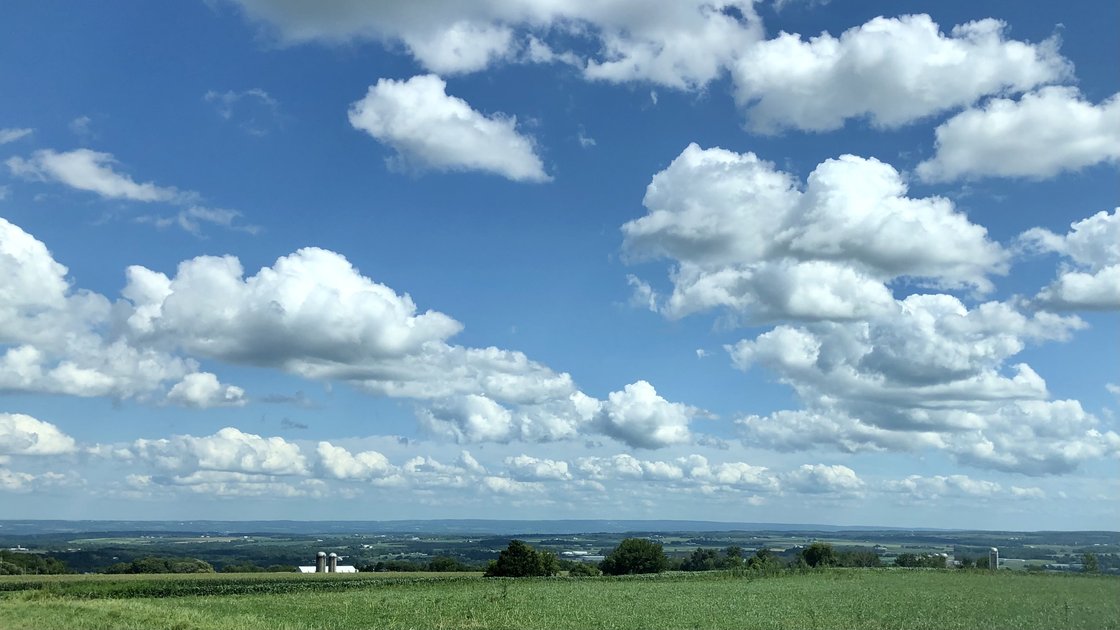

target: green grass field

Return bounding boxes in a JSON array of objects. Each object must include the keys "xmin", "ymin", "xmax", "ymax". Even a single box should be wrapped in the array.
[{"xmin": 1, "ymin": 570, "xmax": 1116, "ymax": 630}]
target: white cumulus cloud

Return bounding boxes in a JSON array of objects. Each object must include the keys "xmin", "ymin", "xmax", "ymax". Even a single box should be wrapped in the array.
[
  {"xmin": 917, "ymin": 87, "xmax": 1120, "ymax": 181},
  {"xmin": 597, "ymin": 381, "xmax": 695, "ymax": 449},
  {"xmin": 0, "ymin": 413, "xmax": 78, "ymax": 456},
  {"xmin": 130, "ymin": 427, "xmax": 308, "ymax": 476},
  {"xmin": 166, "ymin": 372, "xmax": 247, "ymax": 408},
  {"xmin": 505, "ymin": 454, "xmax": 572, "ymax": 481},
  {"xmin": 0, "ymin": 217, "xmax": 194, "ymax": 400},
  {"xmin": 622, "ymin": 144, "xmax": 1007, "ymax": 321},
  {"xmin": 732, "ymin": 14, "xmax": 1069, "ymax": 133},
  {"xmin": 782, "ymin": 464, "xmax": 864, "ymax": 494},
  {"xmin": 1021, "ymin": 208, "xmax": 1120, "ymax": 310},
  {"xmin": 226, "ymin": 1, "xmax": 763, "ymax": 88},
  {"xmin": 349, "ymin": 74, "xmax": 549, "ymax": 182},
  {"xmin": 316, "ymin": 442, "xmax": 395, "ymax": 481}
]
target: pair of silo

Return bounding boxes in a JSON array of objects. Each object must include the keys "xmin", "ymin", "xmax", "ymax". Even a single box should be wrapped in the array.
[{"xmin": 315, "ymin": 551, "xmax": 339, "ymax": 573}]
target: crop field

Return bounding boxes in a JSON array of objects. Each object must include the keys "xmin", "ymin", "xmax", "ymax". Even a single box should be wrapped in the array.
[{"xmin": 1, "ymin": 569, "xmax": 1117, "ymax": 630}]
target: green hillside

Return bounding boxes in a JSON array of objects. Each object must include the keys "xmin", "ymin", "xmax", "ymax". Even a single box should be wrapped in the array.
[{"xmin": 1, "ymin": 569, "xmax": 1117, "ymax": 630}]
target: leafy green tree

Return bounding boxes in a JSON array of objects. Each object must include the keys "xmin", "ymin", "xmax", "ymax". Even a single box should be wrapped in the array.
[
  {"xmin": 600, "ymin": 538, "xmax": 668, "ymax": 575},
  {"xmin": 0, "ymin": 561, "xmax": 24, "ymax": 575},
  {"xmin": 746, "ymin": 547, "xmax": 783, "ymax": 574},
  {"xmin": 836, "ymin": 549, "xmax": 881, "ymax": 568},
  {"xmin": 800, "ymin": 542, "xmax": 836, "ymax": 568},
  {"xmin": 1082, "ymin": 553, "xmax": 1099, "ymax": 573},
  {"xmin": 724, "ymin": 546, "xmax": 744, "ymax": 568},
  {"xmin": 484, "ymin": 540, "xmax": 558, "ymax": 577},
  {"xmin": 0, "ymin": 550, "xmax": 68, "ymax": 574},
  {"xmin": 681, "ymin": 548, "xmax": 722, "ymax": 571}
]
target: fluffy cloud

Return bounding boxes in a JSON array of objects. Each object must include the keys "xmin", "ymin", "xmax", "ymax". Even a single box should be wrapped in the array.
[
  {"xmin": 623, "ymin": 144, "xmax": 1006, "ymax": 321},
  {"xmin": 728, "ymin": 298, "xmax": 1076, "ymax": 420},
  {"xmin": 130, "ymin": 427, "xmax": 308, "ymax": 476},
  {"xmin": 0, "ymin": 413, "xmax": 78, "ymax": 456},
  {"xmin": 153, "ymin": 471, "xmax": 328, "ymax": 498},
  {"xmin": 226, "ymin": 1, "xmax": 763, "ymax": 87},
  {"xmin": 481, "ymin": 475, "xmax": 543, "ymax": 495},
  {"xmin": 728, "ymin": 294, "xmax": 1120, "ymax": 474},
  {"xmin": 1021, "ymin": 209, "xmax": 1120, "ymax": 310},
  {"xmin": 0, "ymin": 468, "xmax": 77, "ymax": 493},
  {"xmin": 420, "ymin": 394, "xmax": 518, "ymax": 443},
  {"xmin": 123, "ymin": 247, "xmax": 462, "ymax": 365},
  {"xmin": 227, "ymin": 2, "xmax": 1072, "ymax": 133},
  {"xmin": 882, "ymin": 474, "xmax": 1001, "ymax": 501},
  {"xmin": 576, "ymin": 453, "xmax": 685, "ymax": 481},
  {"xmin": 781, "ymin": 464, "xmax": 863, "ymax": 494},
  {"xmin": 733, "ymin": 14, "xmax": 1068, "ymax": 132},
  {"xmin": 120, "ymin": 244, "xmax": 700, "ymax": 448},
  {"xmin": 348, "ymin": 75, "xmax": 549, "ymax": 182},
  {"xmin": 950, "ymin": 400, "xmax": 1120, "ymax": 475},
  {"xmin": 316, "ymin": 442, "xmax": 394, "ymax": 480},
  {"xmin": 0, "ymin": 217, "xmax": 194, "ymax": 399},
  {"xmin": 505, "ymin": 454, "xmax": 572, "ymax": 481},
  {"xmin": 736, "ymin": 410, "xmax": 947, "ymax": 454},
  {"xmin": 597, "ymin": 381, "xmax": 694, "ymax": 449},
  {"xmin": 917, "ymin": 87, "xmax": 1120, "ymax": 181},
  {"xmin": 6, "ymin": 149, "xmax": 183, "ymax": 202},
  {"xmin": 574, "ymin": 453, "xmax": 855, "ymax": 495},
  {"xmin": 166, "ymin": 372, "xmax": 247, "ymax": 408},
  {"xmin": 2, "ymin": 217, "xmax": 696, "ymax": 448}
]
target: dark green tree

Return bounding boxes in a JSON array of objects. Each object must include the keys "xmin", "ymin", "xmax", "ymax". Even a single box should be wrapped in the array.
[
  {"xmin": 746, "ymin": 547, "xmax": 783, "ymax": 574},
  {"xmin": 724, "ymin": 546, "xmax": 744, "ymax": 568},
  {"xmin": 800, "ymin": 542, "xmax": 836, "ymax": 568},
  {"xmin": 600, "ymin": 538, "xmax": 668, "ymax": 575},
  {"xmin": 681, "ymin": 548, "xmax": 722, "ymax": 571},
  {"xmin": 1082, "ymin": 553, "xmax": 1099, "ymax": 573},
  {"xmin": 484, "ymin": 540, "xmax": 558, "ymax": 577}
]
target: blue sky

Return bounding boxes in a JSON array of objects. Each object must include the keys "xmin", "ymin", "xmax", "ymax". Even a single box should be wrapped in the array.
[{"xmin": 1, "ymin": 0, "xmax": 1117, "ymax": 529}]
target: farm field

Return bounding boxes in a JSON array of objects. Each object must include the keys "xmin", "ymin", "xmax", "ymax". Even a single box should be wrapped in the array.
[{"xmin": 1, "ymin": 569, "xmax": 1117, "ymax": 630}]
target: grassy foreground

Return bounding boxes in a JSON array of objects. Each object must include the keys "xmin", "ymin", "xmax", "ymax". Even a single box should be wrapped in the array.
[{"xmin": 1, "ymin": 570, "xmax": 1117, "ymax": 630}]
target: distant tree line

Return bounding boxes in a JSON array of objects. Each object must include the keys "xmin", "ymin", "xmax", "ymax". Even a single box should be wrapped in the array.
[
  {"xmin": 220, "ymin": 562, "xmax": 297, "ymax": 573},
  {"xmin": 104, "ymin": 557, "xmax": 215, "ymax": 574},
  {"xmin": 0, "ymin": 550, "xmax": 69, "ymax": 575},
  {"xmin": 358, "ymin": 556, "xmax": 479, "ymax": 573},
  {"xmin": 893, "ymin": 553, "xmax": 948, "ymax": 569}
]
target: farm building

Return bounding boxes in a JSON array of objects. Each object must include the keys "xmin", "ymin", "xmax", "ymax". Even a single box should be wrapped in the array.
[{"xmin": 297, "ymin": 551, "xmax": 358, "ymax": 573}]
